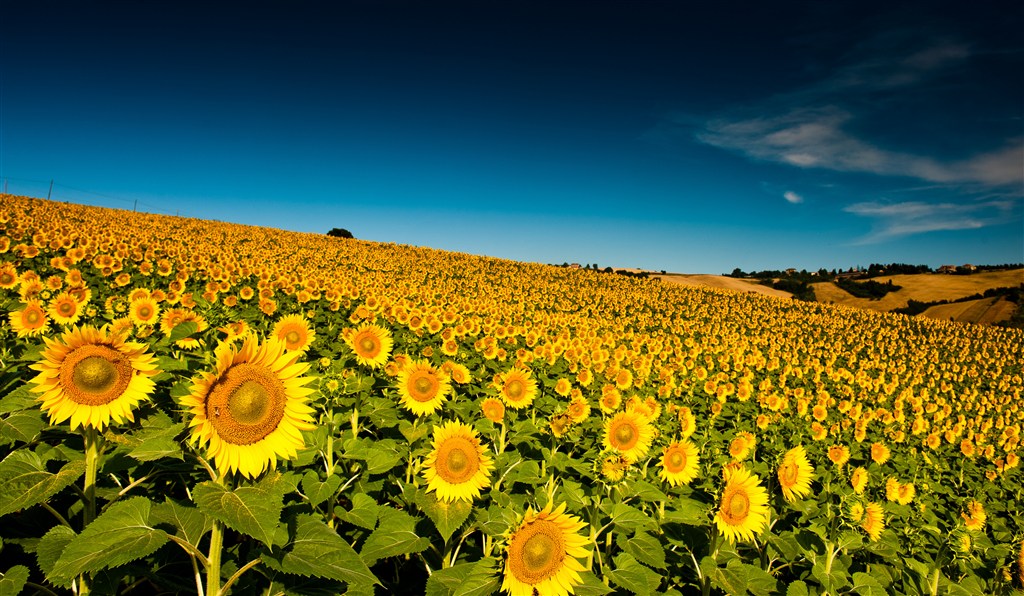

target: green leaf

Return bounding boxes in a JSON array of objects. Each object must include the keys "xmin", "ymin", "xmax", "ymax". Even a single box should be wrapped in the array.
[
  {"xmin": 156, "ymin": 355, "xmax": 190, "ymax": 373},
  {"xmin": 473, "ymin": 506, "xmax": 509, "ymax": 538},
  {"xmin": 556, "ymin": 478, "xmax": 589, "ymax": 511},
  {"xmin": 852, "ymin": 572, "xmax": 888, "ymax": 596},
  {"xmin": 262, "ymin": 514, "xmax": 380, "ymax": 587},
  {"xmin": 193, "ymin": 472, "xmax": 288, "ymax": 547},
  {"xmin": 36, "ymin": 525, "xmax": 77, "ymax": 584},
  {"xmin": 811, "ymin": 555, "xmax": 850, "ymax": 592},
  {"xmin": 416, "ymin": 490, "xmax": 473, "ymax": 543},
  {"xmin": 620, "ymin": 531, "xmax": 666, "ymax": 569},
  {"xmin": 625, "ymin": 480, "xmax": 668, "ymax": 502},
  {"xmin": 737, "ymin": 561, "xmax": 779, "ymax": 596},
  {"xmin": 339, "ymin": 493, "xmax": 380, "ymax": 531},
  {"xmin": 359, "ymin": 506, "xmax": 430, "ymax": 565},
  {"xmin": 399, "ymin": 420, "xmax": 431, "ymax": 444},
  {"xmin": 301, "ymin": 470, "xmax": 342, "ymax": 508},
  {"xmin": 0, "ymin": 410, "xmax": 47, "ymax": 445},
  {"xmin": 0, "ymin": 452, "xmax": 85, "ymax": 517},
  {"xmin": 424, "ymin": 557, "xmax": 500, "ymax": 596},
  {"xmin": 168, "ymin": 320, "xmax": 199, "ymax": 342},
  {"xmin": 573, "ymin": 571, "xmax": 614, "ymax": 596},
  {"xmin": 49, "ymin": 497, "xmax": 168, "ymax": 585},
  {"xmin": 343, "ymin": 437, "xmax": 405, "ymax": 475},
  {"xmin": 607, "ymin": 553, "xmax": 662, "ymax": 595},
  {"xmin": 786, "ymin": 580, "xmax": 809, "ymax": 596},
  {"xmin": 607, "ymin": 502, "xmax": 656, "ymax": 532},
  {"xmin": 0, "ymin": 565, "xmax": 29, "ymax": 596},
  {"xmin": 662, "ymin": 497, "xmax": 710, "ymax": 526},
  {"xmin": 127, "ymin": 411, "xmax": 184, "ymax": 461},
  {"xmin": 0, "ymin": 384, "xmax": 37, "ymax": 414},
  {"xmin": 152, "ymin": 499, "xmax": 212, "ymax": 547}
]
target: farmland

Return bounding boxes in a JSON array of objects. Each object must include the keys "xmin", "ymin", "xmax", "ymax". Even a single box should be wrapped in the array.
[{"xmin": 0, "ymin": 193, "xmax": 1022, "ymax": 595}]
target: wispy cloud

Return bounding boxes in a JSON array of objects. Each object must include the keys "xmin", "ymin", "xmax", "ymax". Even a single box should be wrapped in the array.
[
  {"xmin": 843, "ymin": 199, "xmax": 1016, "ymax": 244},
  {"xmin": 783, "ymin": 191, "xmax": 803, "ymax": 204},
  {"xmin": 687, "ymin": 32, "xmax": 1023, "ymax": 189}
]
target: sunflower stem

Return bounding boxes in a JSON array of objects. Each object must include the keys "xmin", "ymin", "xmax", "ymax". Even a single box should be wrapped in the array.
[
  {"xmin": 79, "ymin": 426, "xmax": 103, "ymax": 596},
  {"xmin": 205, "ymin": 474, "xmax": 229, "ymax": 596}
]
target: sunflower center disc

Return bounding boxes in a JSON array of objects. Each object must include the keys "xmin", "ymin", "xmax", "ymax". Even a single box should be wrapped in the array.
[
  {"xmin": 667, "ymin": 450, "xmax": 685, "ymax": 471},
  {"xmin": 285, "ymin": 330, "xmax": 301, "ymax": 346},
  {"xmin": 614, "ymin": 422, "xmax": 637, "ymax": 448},
  {"xmin": 511, "ymin": 520, "xmax": 565, "ymax": 583},
  {"xmin": 411, "ymin": 374, "xmax": 437, "ymax": 401},
  {"xmin": 358, "ymin": 336, "xmax": 378, "ymax": 355},
  {"xmin": 437, "ymin": 437, "xmax": 478, "ymax": 483},
  {"xmin": 73, "ymin": 356, "xmax": 120, "ymax": 394},
  {"xmin": 26, "ymin": 310, "xmax": 41, "ymax": 324},
  {"xmin": 228, "ymin": 381, "xmax": 271, "ymax": 424},
  {"xmin": 523, "ymin": 533, "xmax": 556, "ymax": 572},
  {"xmin": 446, "ymin": 448, "xmax": 468, "ymax": 474},
  {"xmin": 59, "ymin": 302, "xmax": 75, "ymax": 316},
  {"xmin": 139, "ymin": 306, "xmax": 151, "ymax": 318},
  {"xmin": 506, "ymin": 379, "xmax": 524, "ymax": 399},
  {"xmin": 726, "ymin": 490, "xmax": 750, "ymax": 522},
  {"xmin": 780, "ymin": 461, "xmax": 798, "ymax": 485}
]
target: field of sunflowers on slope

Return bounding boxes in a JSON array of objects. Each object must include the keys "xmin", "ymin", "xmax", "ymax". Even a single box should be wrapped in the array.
[{"xmin": 0, "ymin": 193, "xmax": 1022, "ymax": 596}]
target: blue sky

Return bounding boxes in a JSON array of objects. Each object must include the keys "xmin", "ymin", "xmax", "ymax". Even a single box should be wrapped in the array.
[{"xmin": 2, "ymin": 1, "xmax": 1021, "ymax": 273}]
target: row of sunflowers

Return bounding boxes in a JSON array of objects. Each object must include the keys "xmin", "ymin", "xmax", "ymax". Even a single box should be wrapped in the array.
[{"xmin": 0, "ymin": 193, "xmax": 1022, "ymax": 595}]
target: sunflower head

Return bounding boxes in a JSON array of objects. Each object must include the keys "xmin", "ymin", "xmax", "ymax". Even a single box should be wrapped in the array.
[
  {"xmin": 396, "ymin": 359, "xmax": 451, "ymax": 417},
  {"xmin": 9, "ymin": 300, "xmax": 49, "ymax": 337},
  {"xmin": 499, "ymin": 367, "xmax": 537, "ymax": 409},
  {"xmin": 714, "ymin": 466, "xmax": 770, "ymax": 544},
  {"xmin": 29, "ymin": 325, "xmax": 160, "ymax": 430},
  {"xmin": 777, "ymin": 445, "xmax": 814, "ymax": 502},
  {"xmin": 423, "ymin": 420, "xmax": 494, "ymax": 502},
  {"xmin": 273, "ymin": 314, "xmax": 316, "ymax": 353},
  {"xmin": 501, "ymin": 502, "xmax": 590, "ymax": 596},
  {"xmin": 659, "ymin": 440, "xmax": 700, "ymax": 487},
  {"xmin": 346, "ymin": 322, "xmax": 393, "ymax": 368},
  {"xmin": 602, "ymin": 409, "xmax": 654, "ymax": 463},
  {"xmin": 182, "ymin": 336, "xmax": 316, "ymax": 479}
]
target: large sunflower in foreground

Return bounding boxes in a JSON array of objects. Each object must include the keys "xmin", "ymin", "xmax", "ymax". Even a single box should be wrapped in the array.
[
  {"xmin": 777, "ymin": 445, "xmax": 814, "ymax": 502},
  {"xmin": 659, "ymin": 440, "xmax": 700, "ymax": 487},
  {"xmin": 345, "ymin": 323, "xmax": 393, "ymax": 368},
  {"xmin": 272, "ymin": 313, "xmax": 316, "ymax": 353},
  {"xmin": 29, "ymin": 325, "xmax": 159, "ymax": 429},
  {"xmin": 603, "ymin": 409, "xmax": 654, "ymax": 463},
  {"xmin": 423, "ymin": 420, "xmax": 494, "ymax": 502},
  {"xmin": 498, "ymin": 367, "xmax": 538, "ymax": 409},
  {"xmin": 182, "ymin": 336, "xmax": 316, "ymax": 479},
  {"xmin": 396, "ymin": 359, "xmax": 451, "ymax": 416},
  {"xmin": 715, "ymin": 466, "xmax": 770, "ymax": 543},
  {"xmin": 501, "ymin": 502, "xmax": 591, "ymax": 596}
]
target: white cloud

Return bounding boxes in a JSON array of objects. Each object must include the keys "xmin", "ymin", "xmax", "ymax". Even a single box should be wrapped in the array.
[
  {"xmin": 843, "ymin": 199, "xmax": 1016, "ymax": 243},
  {"xmin": 783, "ymin": 191, "xmax": 803, "ymax": 204}
]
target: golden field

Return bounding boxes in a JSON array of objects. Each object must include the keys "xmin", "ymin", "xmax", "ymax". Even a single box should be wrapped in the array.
[{"xmin": 0, "ymin": 193, "xmax": 1022, "ymax": 595}]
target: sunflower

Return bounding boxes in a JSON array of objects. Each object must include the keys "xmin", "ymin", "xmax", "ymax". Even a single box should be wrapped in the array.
[
  {"xmin": 861, "ymin": 502, "xmax": 885, "ymax": 541},
  {"xmin": 714, "ymin": 466, "xmax": 770, "ymax": 543},
  {"xmin": 870, "ymin": 442, "xmax": 891, "ymax": 465},
  {"xmin": 603, "ymin": 409, "xmax": 654, "ymax": 463},
  {"xmin": 181, "ymin": 336, "xmax": 316, "ymax": 479},
  {"xmin": 345, "ymin": 323, "xmax": 393, "ymax": 368},
  {"xmin": 729, "ymin": 433, "xmax": 753, "ymax": 461},
  {"xmin": 29, "ymin": 325, "xmax": 159, "ymax": 429},
  {"xmin": 442, "ymin": 361, "xmax": 471, "ymax": 384},
  {"xmin": 47, "ymin": 291, "xmax": 82, "ymax": 326},
  {"xmin": 827, "ymin": 445, "xmax": 851, "ymax": 467},
  {"xmin": 659, "ymin": 440, "xmax": 700, "ymax": 487},
  {"xmin": 565, "ymin": 396, "xmax": 591, "ymax": 424},
  {"xmin": 499, "ymin": 367, "xmax": 537, "ymax": 409},
  {"xmin": 396, "ymin": 359, "xmax": 451, "ymax": 416},
  {"xmin": 777, "ymin": 445, "xmax": 814, "ymax": 502},
  {"xmin": 850, "ymin": 467, "xmax": 868, "ymax": 494},
  {"xmin": 219, "ymin": 320, "xmax": 250, "ymax": 341},
  {"xmin": 481, "ymin": 397, "xmax": 505, "ymax": 424},
  {"xmin": 599, "ymin": 452, "xmax": 630, "ymax": 482},
  {"xmin": 272, "ymin": 314, "xmax": 316, "ymax": 353},
  {"xmin": 423, "ymin": 420, "xmax": 494, "ymax": 502},
  {"xmin": 128, "ymin": 296, "xmax": 160, "ymax": 327},
  {"xmin": 961, "ymin": 500, "xmax": 986, "ymax": 531},
  {"xmin": 678, "ymin": 406, "xmax": 696, "ymax": 438},
  {"xmin": 0, "ymin": 263, "xmax": 18, "ymax": 289},
  {"xmin": 501, "ymin": 502, "xmax": 590, "ymax": 596},
  {"xmin": 9, "ymin": 300, "xmax": 49, "ymax": 337}
]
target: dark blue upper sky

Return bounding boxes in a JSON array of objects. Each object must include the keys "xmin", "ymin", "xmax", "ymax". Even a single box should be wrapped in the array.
[{"xmin": 2, "ymin": 0, "xmax": 1021, "ymax": 272}]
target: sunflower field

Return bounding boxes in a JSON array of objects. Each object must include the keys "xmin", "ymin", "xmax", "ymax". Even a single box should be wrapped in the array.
[{"xmin": 0, "ymin": 193, "xmax": 1022, "ymax": 596}]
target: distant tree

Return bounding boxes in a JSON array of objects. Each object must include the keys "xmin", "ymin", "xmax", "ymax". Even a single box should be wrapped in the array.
[
  {"xmin": 326, "ymin": 228, "xmax": 354, "ymax": 239},
  {"xmin": 729, "ymin": 268, "xmax": 745, "ymax": 278}
]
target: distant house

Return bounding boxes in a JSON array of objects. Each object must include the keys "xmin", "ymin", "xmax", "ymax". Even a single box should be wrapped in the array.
[
  {"xmin": 937, "ymin": 265, "xmax": 957, "ymax": 274},
  {"xmin": 962, "ymin": 264, "xmax": 977, "ymax": 271},
  {"xmin": 785, "ymin": 268, "xmax": 797, "ymax": 275},
  {"xmin": 569, "ymin": 263, "xmax": 581, "ymax": 269}
]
